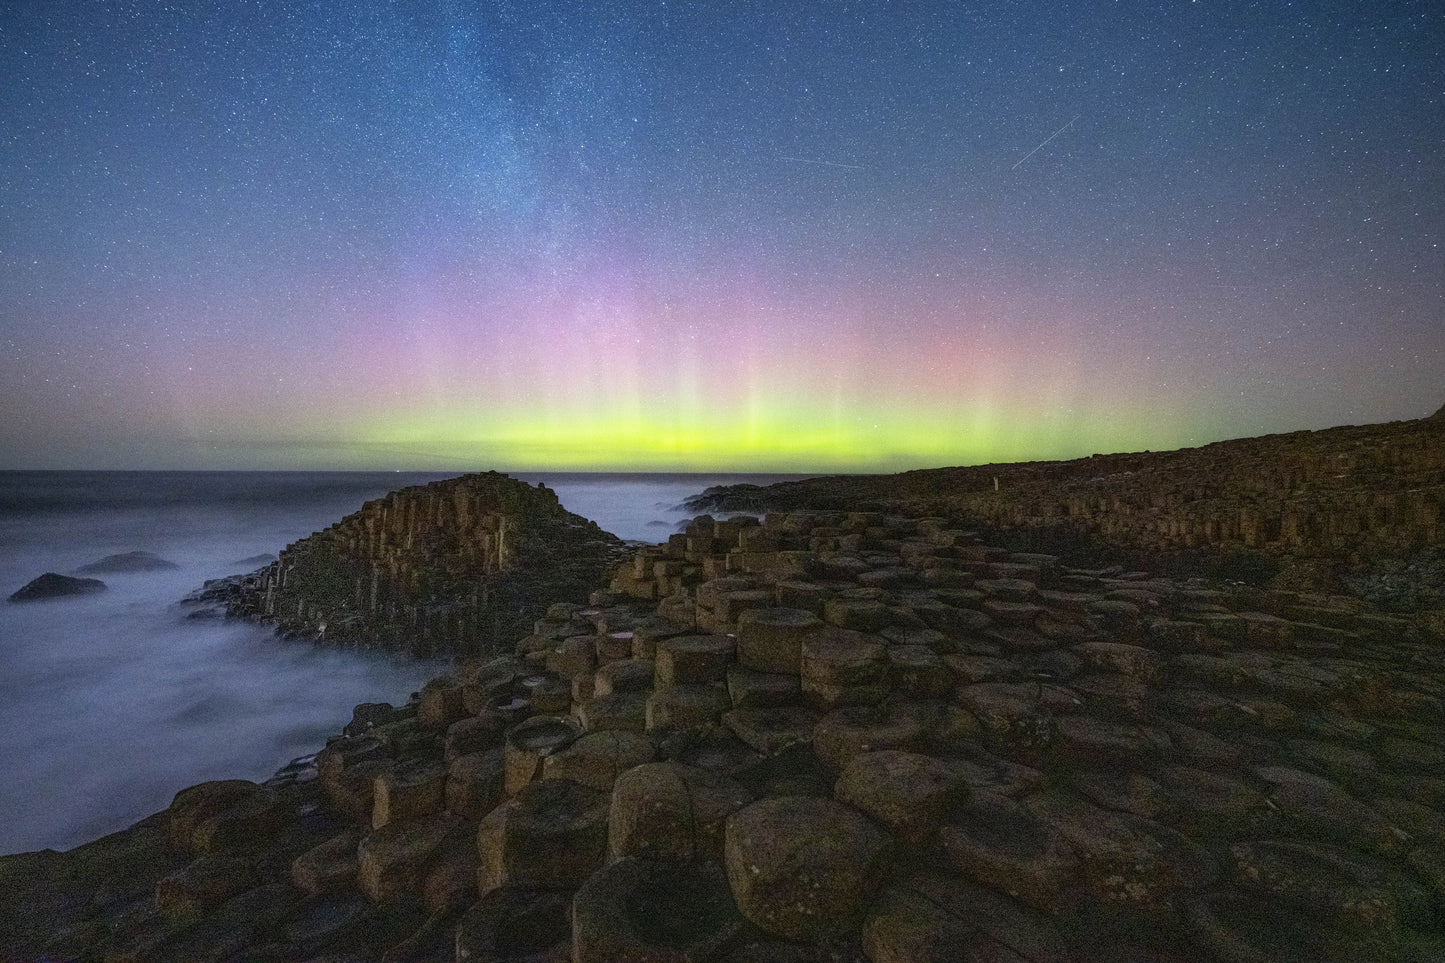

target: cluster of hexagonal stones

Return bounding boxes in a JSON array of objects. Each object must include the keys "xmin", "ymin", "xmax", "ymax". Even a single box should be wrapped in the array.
[{"xmin": 138, "ymin": 509, "xmax": 1445, "ymax": 962}]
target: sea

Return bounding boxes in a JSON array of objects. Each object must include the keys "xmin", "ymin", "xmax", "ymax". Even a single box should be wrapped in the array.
[{"xmin": 0, "ymin": 470, "xmax": 802, "ymax": 855}]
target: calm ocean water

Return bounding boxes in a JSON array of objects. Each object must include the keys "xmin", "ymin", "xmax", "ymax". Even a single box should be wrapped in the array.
[{"xmin": 0, "ymin": 470, "xmax": 801, "ymax": 855}]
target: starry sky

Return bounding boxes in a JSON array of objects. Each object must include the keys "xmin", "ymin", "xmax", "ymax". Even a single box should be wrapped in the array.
[{"xmin": 1, "ymin": 1, "xmax": 1441, "ymax": 471}]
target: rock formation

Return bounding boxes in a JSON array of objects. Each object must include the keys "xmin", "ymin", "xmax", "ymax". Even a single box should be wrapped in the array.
[
  {"xmin": 688, "ymin": 414, "xmax": 1445, "ymax": 590},
  {"xmin": 202, "ymin": 472, "xmax": 627, "ymax": 656},
  {"xmin": 8, "ymin": 510, "xmax": 1445, "ymax": 961},
  {"xmin": 7, "ymin": 571, "xmax": 106, "ymax": 602},
  {"xmin": 75, "ymin": 550, "xmax": 179, "ymax": 573}
]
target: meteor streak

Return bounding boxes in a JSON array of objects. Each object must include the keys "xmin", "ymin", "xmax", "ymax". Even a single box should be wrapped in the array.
[
  {"xmin": 1012, "ymin": 115, "xmax": 1081, "ymax": 170},
  {"xmin": 780, "ymin": 155, "xmax": 865, "ymax": 170}
]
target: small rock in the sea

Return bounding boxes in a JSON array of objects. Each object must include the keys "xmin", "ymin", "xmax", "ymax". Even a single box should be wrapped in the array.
[
  {"xmin": 8, "ymin": 572, "xmax": 107, "ymax": 602},
  {"xmin": 74, "ymin": 550, "xmax": 178, "ymax": 573}
]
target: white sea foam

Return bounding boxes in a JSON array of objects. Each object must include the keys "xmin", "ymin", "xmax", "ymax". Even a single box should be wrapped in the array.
[{"xmin": 0, "ymin": 470, "xmax": 800, "ymax": 854}]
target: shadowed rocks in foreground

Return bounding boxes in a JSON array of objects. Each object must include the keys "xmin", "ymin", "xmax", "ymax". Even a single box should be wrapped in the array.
[
  {"xmin": 7, "ymin": 571, "xmax": 106, "ymax": 602},
  {"xmin": 8, "ymin": 506, "xmax": 1445, "ymax": 962}
]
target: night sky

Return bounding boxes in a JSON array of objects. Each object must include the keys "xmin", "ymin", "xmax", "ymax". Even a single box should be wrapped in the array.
[{"xmin": 2, "ymin": 1, "xmax": 1441, "ymax": 471}]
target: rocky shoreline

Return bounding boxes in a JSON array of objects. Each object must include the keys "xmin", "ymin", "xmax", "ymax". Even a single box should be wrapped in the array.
[
  {"xmin": 6, "ymin": 498, "xmax": 1445, "ymax": 961},
  {"xmin": 684, "ymin": 414, "xmax": 1445, "ymax": 603},
  {"xmin": 6, "ymin": 419, "xmax": 1445, "ymax": 963}
]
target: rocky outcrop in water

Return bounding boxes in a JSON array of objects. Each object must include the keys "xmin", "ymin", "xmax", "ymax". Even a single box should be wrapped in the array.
[
  {"xmin": 75, "ymin": 550, "xmax": 179, "ymax": 573},
  {"xmin": 10, "ymin": 510, "xmax": 1445, "ymax": 961},
  {"xmin": 7, "ymin": 572, "xmax": 106, "ymax": 602},
  {"xmin": 688, "ymin": 414, "xmax": 1445, "ymax": 596},
  {"xmin": 205, "ymin": 472, "xmax": 627, "ymax": 656}
]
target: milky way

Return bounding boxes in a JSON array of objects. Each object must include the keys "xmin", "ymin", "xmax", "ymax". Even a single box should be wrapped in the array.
[{"xmin": 1, "ymin": 1, "xmax": 1440, "ymax": 470}]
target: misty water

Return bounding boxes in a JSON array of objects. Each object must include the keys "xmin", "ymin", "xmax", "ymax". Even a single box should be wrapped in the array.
[{"xmin": 0, "ymin": 470, "xmax": 798, "ymax": 855}]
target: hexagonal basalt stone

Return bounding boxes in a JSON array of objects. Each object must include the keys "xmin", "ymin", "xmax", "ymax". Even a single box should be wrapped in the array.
[
  {"xmin": 939, "ymin": 792, "xmax": 1079, "ymax": 913},
  {"xmin": 800, "ymin": 630, "xmax": 888, "ymax": 711},
  {"xmin": 454, "ymin": 885, "xmax": 572, "ymax": 962},
  {"xmin": 1027, "ymin": 795, "xmax": 1217, "ymax": 912},
  {"xmin": 723, "ymin": 705, "xmax": 821, "ymax": 754},
  {"xmin": 291, "ymin": 832, "xmax": 359, "ymax": 896},
  {"xmin": 736, "ymin": 607, "xmax": 825, "ymax": 675},
  {"xmin": 541, "ymin": 730, "xmax": 655, "ymax": 791},
  {"xmin": 726, "ymin": 665, "xmax": 803, "ymax": 708},
  {"xmin": 812, "ymin": 703, "xmax": 930, "ymax": 771},
  {"xmin": 446, "ymin": 748, "xmax": 505, "ymax": 820},
  {"xmin": 724, "ymin": 796, "xmax": 893, "ymax": 944},
  {"xmin": 357, "ymin": 812, "xmax": 469, "ymax": 904},
  {"xmin": 503, "ymin": 715, "xmax": 582, "ymax": 796},
  {"xmin": 476, "ymin": 778, "xmax": 609, "ymax": 896},
  {"xmin": 166, "ymin": 779, "xmax": 276, "ymax": 854},
  {"xmin": 593, "ymin": 657, "xmax": 656, "ymax": 697},
  {"xmin": 654, "ymin": 634, "xmax": 735, "ymax": 688},
  {"xmin": 572, "ymin": 858, "xmax": 745, "ymax": 963},
  {"xmin": 609, "ymin": 761, "xmax": 754, "ymax": 862},
  {"xmin": 862, "ymin": 884, "xmax": 978, "ymax": 963},
  {"xmin": 371, "ymin": 757, "xmax": 447, "ymax": 830},
  {"xmin": 835, "ymin": 750, "xmax": 968, "ymax": 844},
  {"xmin": 646, "ymin": 683, "xmax": 732, "ymax": 731},
  {"xmin": 576, "ymin": 691, "xmax": 650, "ymax": 733}
]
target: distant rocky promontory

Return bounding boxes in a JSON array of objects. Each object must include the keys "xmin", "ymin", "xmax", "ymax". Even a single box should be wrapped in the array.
[
  {"xmin": 199, "ymin": 471, "xmax": 627, "ymax": 656},
  {"xmin": 687, "ymin": 413, "xmax": 1445, "ymax": 604}
]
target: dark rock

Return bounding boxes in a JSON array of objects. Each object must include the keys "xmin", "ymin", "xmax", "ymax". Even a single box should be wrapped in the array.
[
  {"xmin": 725, "ymin": 796, "xmax": 893, "ymax": 944},
  {"xmin": 572, "ymin": 858, "xmax": 744, "ymax": 963},
  {"xmin": 8, "ymin": 572, "xmax": 106, "ymax": 601},
  {"xmin": 75, "ymin": 550, "xmax": 178, "ymax": 573}
]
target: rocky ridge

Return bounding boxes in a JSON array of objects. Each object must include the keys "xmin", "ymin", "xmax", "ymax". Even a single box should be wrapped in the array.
[
  {"xmin": 8, "ymin": 509, "xmax": 1445, "ymax": 962},
  {"xmin": 198, "ymin": 471, "xmax": 627, "ymax": 657},
  {"xmin": 687, "ymin": 414, "xmax": 1445, "ymax": 593}
]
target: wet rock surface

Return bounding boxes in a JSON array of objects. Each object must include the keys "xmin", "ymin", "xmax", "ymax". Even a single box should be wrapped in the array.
[{"xmin": 6, "ymin": 489, "xmax": 1445, "ymax": 961}]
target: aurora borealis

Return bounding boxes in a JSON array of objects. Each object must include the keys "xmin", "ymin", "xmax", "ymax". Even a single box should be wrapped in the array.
[{"xmin": 1, "ymin": 1, "xmax": 1441, "ymax": 471}]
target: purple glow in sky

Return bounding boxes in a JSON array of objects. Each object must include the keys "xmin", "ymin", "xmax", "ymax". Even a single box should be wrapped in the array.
[{"xmin": 1, "ymin": 1, "xmax": 1441, "ymax": 470}]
